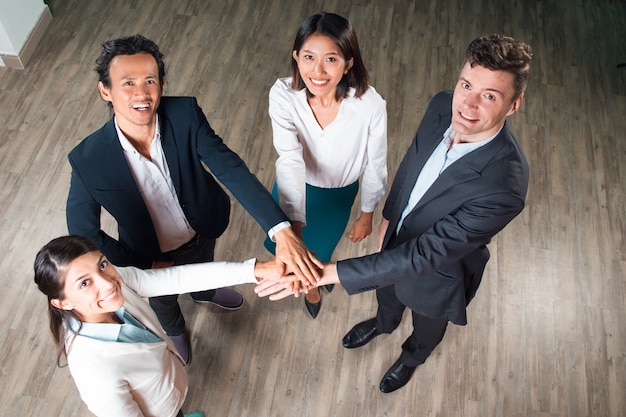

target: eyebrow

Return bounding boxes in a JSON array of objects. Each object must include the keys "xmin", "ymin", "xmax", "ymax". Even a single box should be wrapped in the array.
[
  {"xmin": 120, "ymin": 74, "xmax": 158, "ymax": 80},
  {"xmin": 301, "ymin": 49, "xmax": 341, "ymax": 56},
  {"xmin": 459, "ymin": 77, "xmax": 505, "ymax": 97}
]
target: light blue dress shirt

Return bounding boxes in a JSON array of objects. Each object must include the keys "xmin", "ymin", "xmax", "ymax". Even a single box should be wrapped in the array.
[
  {"xmin": 69, "ymin": 307, "xmax": 162, "ymax": 344},
  {"xmin": 396, "ymin": 125, "xmax": 501, "ymax": 234}
]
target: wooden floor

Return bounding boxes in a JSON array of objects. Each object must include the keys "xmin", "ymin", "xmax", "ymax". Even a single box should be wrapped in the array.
[{"xmin": 1, "ymin": 0, "xmax": 625, "ymax": 416}]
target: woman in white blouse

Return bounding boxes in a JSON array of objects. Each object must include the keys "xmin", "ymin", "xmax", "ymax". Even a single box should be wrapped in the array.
[
  {"xmin": 264, "ymin": 12, "xmax": 387, "ymax": 318},
  {"xmin": 34, "ymin": 235, "xmax": 277, "ymax": 417}
]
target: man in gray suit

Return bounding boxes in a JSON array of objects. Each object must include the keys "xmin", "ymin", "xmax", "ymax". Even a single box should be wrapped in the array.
[{"xmin": 257, "ymin": 34, "xmax": 532, "ymax": 393}]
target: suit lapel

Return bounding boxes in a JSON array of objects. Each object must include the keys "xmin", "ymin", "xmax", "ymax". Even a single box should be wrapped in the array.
[
  {"xmin": 409, "ymin": 124, "xmax": 510, "ymax": 214},
  {"xmin": 158, "ymin": 112, "xmax": 181, "ymax": 194},
  {"xmin": 100, "ymin": 120, "xmax": 153, "ymax": 210},
  {"xmin": 101, "ymin": 120, "xmax": 141, "ymax": 190},
  {"xmin": 388, "ymin": 113, "xmax": 449, "ymax": 232}
]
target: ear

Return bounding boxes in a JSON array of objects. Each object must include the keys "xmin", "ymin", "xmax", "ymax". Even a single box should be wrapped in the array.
[
  {"xmin": 50, "ymin": 298, "xmax": 73, "ymax": 311},
  {"xmin": 97, "ymin": 81, "xmax": 112, "ymax": 102},
  {"xmin": 344, "ymin": 57, "xmax": 354, "ymax": 74},
  {"xmin": 292, "ymin": 50, "xmax": 298, "ymax": 61},
  {"xmin": 507, "ymin": 94, "xmax": 524, "ymax": 116}
]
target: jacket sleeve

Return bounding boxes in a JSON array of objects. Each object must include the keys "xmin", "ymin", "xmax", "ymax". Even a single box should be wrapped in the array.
[
  {"xmin": 118, "ymin": 258, "xmax": 258, "ymax": 298},
  {"xmin": 338, "ymin": 190, "xmax": 526, "ymax": 294},
  {"xmin": 190, "ymin": 98, "xmax": 289, "ymax": 233},
  {"xmin": 66, "ymin": 156, "xmax": 152, "ymax": 268}
]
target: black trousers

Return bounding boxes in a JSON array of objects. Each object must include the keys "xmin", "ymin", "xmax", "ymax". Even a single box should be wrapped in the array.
[
  {"xmin": 375, "ymin": 285, "xmax": 448, "ymax": 367},
  {"xmin": 149, "ymin": 235, "xmax": 217, "ymax": 336}
]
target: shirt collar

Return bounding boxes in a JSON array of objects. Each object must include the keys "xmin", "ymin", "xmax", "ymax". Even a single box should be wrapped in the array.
[
  {"xmin": 114, "ymin": 115, "xmax": 161, "ymax": 157},
  {"xmin": 67, "ymin": 307, "xmax": 126, "ymax": 341},
  {"xmin": 443, "ymin": 123, "xmax": 503, "ymax": 153}
]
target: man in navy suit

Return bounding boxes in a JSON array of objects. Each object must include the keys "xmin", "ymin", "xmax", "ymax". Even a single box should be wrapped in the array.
[
  {"xmin": 257, "ymin": 34, "xmax": 533, "ymax": 393},
  {"xmin": 67, "ymin": 34, "xmax": 321, "ymax": 364}
]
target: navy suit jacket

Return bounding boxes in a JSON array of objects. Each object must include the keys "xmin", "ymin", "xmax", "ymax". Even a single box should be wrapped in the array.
[
  {"xmin": 67, "ymin": 96, "xmax": 287, "ymax": 268},
  {"xmin": 337, "ymin": 91, "xmax": 529, "ymax": 325}
]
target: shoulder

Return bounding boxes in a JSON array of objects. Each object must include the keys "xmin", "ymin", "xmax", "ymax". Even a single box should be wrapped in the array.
[
  {"xmin": 160, "ymin": 96, "xmax": 197, "ymax": 106},
  {"xmin": 116, "ymin": 266, "xmax": 146, "ymax": 292},
  {"xmin": 419, "ymin": 90, "xmax": 453, "ymax": 123},
  {"xmin": 352, "ymin": 85, "xmax": 386, "ymax": 109},
  {"xmin": 272, "ymin": 77, "xmax": 294, "ymax": 91},
  {"xmin": 68, "ymin": 118, "xmax": 116, "ymax": 161},
  {"xmin": 157, "ymin": 96, "xmax": 208, "ymax": 131},
  {"xmin": 428, "ymin": 90, "xmax": 453, "ymax": 110},
  {"xmin": 270, "ymin": 77, "xmax": 302, "ymax": 101},
  {"xmin": 158, "ymin": 96, "xmax": 199, "ymax": 115},
  {"xmin": 497, "ymin": 124, "xmax": 529, "ymax": 169}
]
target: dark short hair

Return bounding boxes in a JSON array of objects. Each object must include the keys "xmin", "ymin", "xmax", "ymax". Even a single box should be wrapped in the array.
[
  {"xmin": 94, "ymin": 34, "xmax": 166, "ymax": 88},
  {"xmin": 291, "ymin": 12, "xmax": 369, "ymax": 100},
  {"xmin": 465, "ymin": 34, "xmax": 533, "ymax": 100},
  {"xmin": 34, "ymin": 235, "xmax": 99, "ymax": 365}
]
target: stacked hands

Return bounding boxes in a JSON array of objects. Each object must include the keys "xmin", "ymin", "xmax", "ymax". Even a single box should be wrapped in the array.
[
  {"xmin": 250, "ymin": 226, "xmax": 337, "ymax": 300},
  {"xmin": 253, "ymin": 259, "xmax": 339, "ymax": 301},
  {"xmin": 253, "ymin": 213, "xmax": 389, "ymax": 300}
]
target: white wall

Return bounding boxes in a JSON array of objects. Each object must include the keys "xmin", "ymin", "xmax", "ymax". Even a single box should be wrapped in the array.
[{"xmin": 0, "ymin": 0, "xmax": 48, "ymax": 54}]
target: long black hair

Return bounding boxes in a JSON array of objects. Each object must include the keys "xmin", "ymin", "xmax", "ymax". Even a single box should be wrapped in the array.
[
  {"xmin": 34, "ymin": 235, "xmax": 99, "ymax": 365},
  {"xmin": 291, "ymin": 12, "xmax": 369, "ymax": 100}
]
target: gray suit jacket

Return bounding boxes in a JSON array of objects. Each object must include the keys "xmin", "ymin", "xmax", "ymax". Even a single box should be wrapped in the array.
[{"xmin": 337, "ymin": 91, "xmax": 529, "ymax": 325}]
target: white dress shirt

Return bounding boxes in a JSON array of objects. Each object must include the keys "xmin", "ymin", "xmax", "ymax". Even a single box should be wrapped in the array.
[
  {"xmin": 115, "ymin": 117, "xmax": 196, "ymax": 252},
  {"xmin": 269, "ymin": 77, "xmax": 388, "ymax": 224}
]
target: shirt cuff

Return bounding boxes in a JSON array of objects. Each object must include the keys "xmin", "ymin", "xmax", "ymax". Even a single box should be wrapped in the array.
[{"xmin": 267, "ymin": 221, "xmax": 292, "ymax": 242}]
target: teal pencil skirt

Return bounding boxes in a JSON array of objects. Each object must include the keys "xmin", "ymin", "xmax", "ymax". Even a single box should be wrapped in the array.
[{"xmin": 264, "ymin": 181, "xmax": 359, "ymax": 263}]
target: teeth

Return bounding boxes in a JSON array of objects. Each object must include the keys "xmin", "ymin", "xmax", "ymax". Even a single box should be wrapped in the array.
[
  {"xmin": 310, "ymin": 79, "xmax": 328, "ymax": 85},
  {"xmin": 461, "ymin": 112, "xmax": 478, "ymax": 121},
  {"xmin": 100, "ymin": 290, "xmax": 115, "ymax": 302},
  {"xmin": 133, "ymin": 104, "xmax": 149, "ymax": 110}
]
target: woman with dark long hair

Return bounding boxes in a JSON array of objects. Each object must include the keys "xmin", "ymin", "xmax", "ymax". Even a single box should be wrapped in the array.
[
  {"xmin": 35, "ymin": 235, "xmax": 277, "ymax": 417},
  {"xmin": 265, "ymin": 12, "xmax": 388, "ymax": 318}
]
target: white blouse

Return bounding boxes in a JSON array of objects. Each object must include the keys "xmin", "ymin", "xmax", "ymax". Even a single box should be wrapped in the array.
[{"xmin": 269, "ymin": 77, "xmax": 388, "ymax": 224}]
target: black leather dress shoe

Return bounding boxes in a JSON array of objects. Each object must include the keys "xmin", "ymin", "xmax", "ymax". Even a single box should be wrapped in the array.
[
  {"xmin": 342, "ymin": 318, "xmax": 380, "ymax": 348},
  {"xmin": 379, "ymin": 358, "xmax": 417, "ymax": 393}
]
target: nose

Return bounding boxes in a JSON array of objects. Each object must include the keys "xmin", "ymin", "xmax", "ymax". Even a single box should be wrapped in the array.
[
  {"xmin": 463, "ymin": 91, "xmax": 479, "ymax": 107},
  {"xmin": 133, "ymin": 83, "xmax": 151, "ymax": 97},
  {"xmin": 93, "ymin": 273, "xmax": 115, "ymax": 289},
  {"xmin": 312, "ymin": 60, "xmax": 325, "ymax": 74}
]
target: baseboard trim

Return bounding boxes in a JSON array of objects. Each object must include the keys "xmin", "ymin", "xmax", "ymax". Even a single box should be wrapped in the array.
[{"xmin": 0, "ymin": 5, "xmax": 53, "ymax": 69}]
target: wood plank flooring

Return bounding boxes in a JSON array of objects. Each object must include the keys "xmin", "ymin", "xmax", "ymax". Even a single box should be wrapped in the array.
[{"xmin": 0, "ymin": 0, "xmax": 625, "ymax": 416}]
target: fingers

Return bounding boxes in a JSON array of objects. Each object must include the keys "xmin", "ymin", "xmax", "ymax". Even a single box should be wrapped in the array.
[
  {"xmin": 276, "ymin": 259, "xmax": 287, "ymax": 277},
  {"xmin": 279, "ymin": 256, "xmax": 322, "ymax": 286},
  {"xmin": 254, "ymin": 280, "xmax": 299, "ymax": 300},
  {"xmin": 273, "ymin": 226, "xmax": 323, "ymax": 284},
  {"xmin": 269, "ymin": 287, "xmax": 298, "ymax": 300}
]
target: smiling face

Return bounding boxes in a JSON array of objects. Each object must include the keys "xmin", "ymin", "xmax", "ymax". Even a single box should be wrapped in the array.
[
  {"xmin": 292, "ymin": 33, "xmax": 353, "ymax": 100},
  {"xmin": 451, "ymin": 62, "xmax": 523, "ymax": 143},
  {"xmin": 51, "ymin": 251, "xmax": 124, "ymax": 323},
  {"xmin": 97, "ymin": 52, "xmax": 163, "ymax": 140}
]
